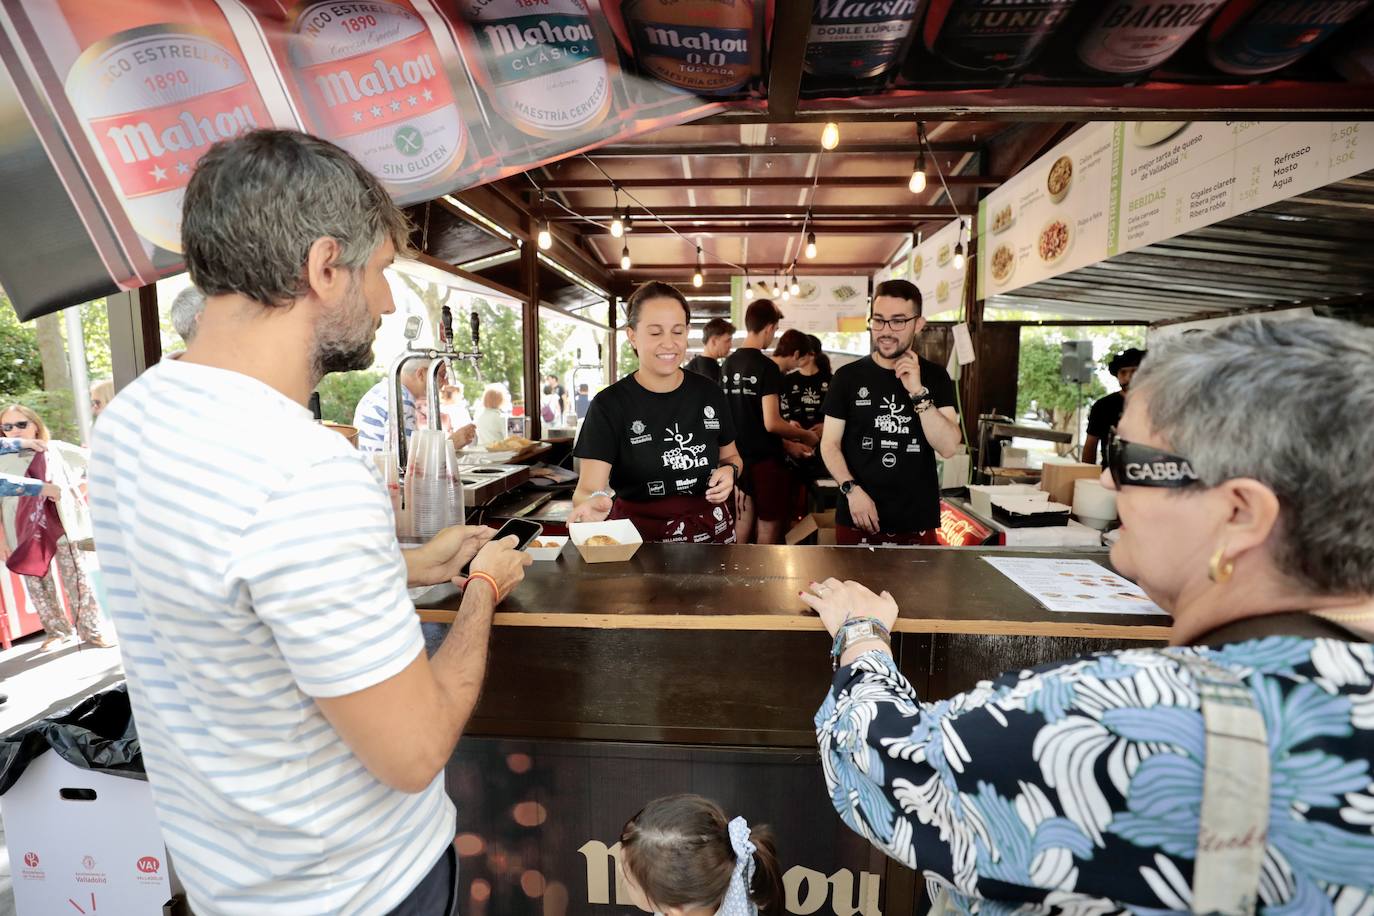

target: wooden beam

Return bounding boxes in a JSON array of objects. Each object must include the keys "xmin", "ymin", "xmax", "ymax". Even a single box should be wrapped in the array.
[
  {"xmin": 557, "ymin": 205, "xmax": 957, "ymax": 219},
  {"xmin": 588, "ymin": 224, "xmax": 918, "ymax": 236},
  {"xmin": 585, "ymin": 141, "xmax": 981, "ymax": 157},
  {"xmin": 616, "ymin": 263, "xmax": 883, "ymax": 273},
  {"xmin": 763, "ymin": 0, "xmax": 811, "ymax": 121},
  {"xmin": 521, "ymin": 222, "xmax": 541, "ymax": 439},
  {"xmin": 533, "ymin": 175, "xmax": 1002, "ymax": 190}
]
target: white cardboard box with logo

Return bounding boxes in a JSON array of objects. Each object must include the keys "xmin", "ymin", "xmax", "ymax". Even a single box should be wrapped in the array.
[{"xmin": 2, "ymin": 751, "xmax": 175, "ymax": 915}]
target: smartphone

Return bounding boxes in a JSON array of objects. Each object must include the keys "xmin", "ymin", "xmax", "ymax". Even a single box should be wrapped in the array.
[{"xmin": 460, "ymin": 518, "xmax": 543, "ymax": 577}]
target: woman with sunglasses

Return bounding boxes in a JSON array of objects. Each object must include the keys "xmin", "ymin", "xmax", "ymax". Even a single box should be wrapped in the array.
[
  {"xmin": 0, "ymin": 405, "xmax": 114, "ymax": 650},
  {"xmin": 803, "ymin": 317, "xmax": 1374, "ymax": 912}
]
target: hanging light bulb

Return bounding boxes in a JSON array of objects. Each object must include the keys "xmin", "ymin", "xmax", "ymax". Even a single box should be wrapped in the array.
[
  {"xmin": 624, "ymin": 212, "xmax": 633, "ymax": 233},
  {"xmin": 909, "ymin": 150, "xmax": 927, "ymax": 194},
  {"xmin": 771, "ymin": 274, "xmax": 781, "ymax": 298},
  {"xmin": 620, "ymin": 244, "xmax": 631, "ymax": 270},
  {"xmin": 805, "ymin": 231, "xmax": 817, "ymax": 260},
  {"xmin": 537, "ymin": 220, "xmax": 552, "ymax": 250},
  {"xmin": 820, "ymin": 122, "xmax": 839, "ymax": 151},
  {"xmin": 610, "ymin": 209, "xmax": 624, "ymax": 238},
  {"xmin": 789, "ymin": 274, "xmax": 800, "ymax": 295},
  {"xmin": 745, "ymin": 281, "xmax": 755, "ymax": 301},
  {"xmin": 782, "ymin": 288, "xmax": 791, "ymax": 301},
  {"xmin": 693, "ymin": 246, "xmax": 704, "ymax": 288},
  {"xmin": 953, "ymin": 240, "xmax": 966, "ymax": 271}
]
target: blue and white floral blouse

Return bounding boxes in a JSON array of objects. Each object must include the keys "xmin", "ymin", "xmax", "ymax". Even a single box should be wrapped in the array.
[{"xmin": 815, "ymin": 639, "xmax": 1374, "ymax": 913}]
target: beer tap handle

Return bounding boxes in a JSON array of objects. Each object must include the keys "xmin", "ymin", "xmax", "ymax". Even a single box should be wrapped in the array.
[
  {"xmin": 440, "ymin": 306, "xmax": 454, "ymax": 348},
  {"xmin": 470, "ymin": 310, "xmax": 481, "ymax": 350}
]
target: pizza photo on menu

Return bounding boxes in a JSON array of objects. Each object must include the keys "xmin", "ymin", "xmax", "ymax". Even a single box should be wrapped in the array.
[
  {"xmin": 1047, "ymin": 155, "xmax": 1073, "ymax": 203},
  {"xmin": 1038, "ymin": 218, "xmax": 1072, "ymax": 265}
]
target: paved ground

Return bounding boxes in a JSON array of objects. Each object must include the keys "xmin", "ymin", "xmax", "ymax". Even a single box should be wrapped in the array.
[{"xmin": 0, "ymin": 632, "xmax": 126, "ymax": 916}]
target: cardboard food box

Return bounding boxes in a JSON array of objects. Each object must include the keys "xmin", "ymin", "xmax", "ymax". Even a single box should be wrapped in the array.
[
  {"xmin": 525, "ymin": 536, "xmax": 568, "ymax": 561},
  {"xmin": 786, "ymin": 510, "xmax": 837, "ymax": 546},
  {"xmin": 993, "ymin": 498, "xmax": 1072, "ymax": 528},
  {"xmin": 968, "ymin": 484, "xmax": 1043, "ymax": 518},
  {"xmin": 568, "ymin": 520, "xmax": 643, "ymax": 563},
  {"xmin": 2, "ymin": 752, "xmax": 175, "ymax": 916},
  {"xmin": 988, "ymin": 467, "xmax": 1042, "ymax": 485},
  {"xmin": 1040, "ymin": 461, "xmax": 1102, "ymax": 506}
]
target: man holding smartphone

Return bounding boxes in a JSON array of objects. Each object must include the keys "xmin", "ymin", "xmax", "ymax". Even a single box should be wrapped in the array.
[{"xmin": 820, "ymin": 280, "xmax": 962, "ymax": 546}]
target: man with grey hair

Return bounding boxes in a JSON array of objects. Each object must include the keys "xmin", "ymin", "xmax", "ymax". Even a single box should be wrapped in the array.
[
  {"xmin": 88, "ymin": 130, "xmax": 531, "ymax": 916},
  {"xmin": 353, "ymin": 355, "xmax": 475, "ymax": 452},
  {"xmin": 169, "ymin": 285, "xmax": 206, "ymax": 345}
]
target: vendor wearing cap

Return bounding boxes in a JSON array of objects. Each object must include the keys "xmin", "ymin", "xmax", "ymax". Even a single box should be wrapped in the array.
[
  {"xmin": 820, "ymin": 280, "xmax": 961, "ymax": 546},
  {"xmin": 1083, "ymin": 347, "xmax": 1145, "ymax": 467},
  {"xmin": 571, "ymin": 282, "xmax": 742, "ymax": 544}
]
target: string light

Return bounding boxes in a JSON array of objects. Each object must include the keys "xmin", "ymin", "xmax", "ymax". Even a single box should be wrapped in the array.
[
  {"xmin": 782, "ymin": 288, "xmax": 791, "ymax": 301},
  {"xmin": 745, "ymin": 281, "xmax": 755, "ymax": 301},
  {"xmin": 820, "ymin": 122, "xmax": 839, "ymax": 151},
  {"xmin": 609, "ymin": 186, "xmax": 623, "ymax": 237},
  {"xmin": 693, "ymin": 246, "xmax": 704, "ymax": 288},
  {"xmin": 909, "ymin": 121, "xmax": 927, "ymax": 194},
  {"xmin": 789, "ymin": 273, "xmax": 800, "ymax": 295},
  {"xmin": 805, "ymin": 231, "xmax": 817, "ymax": 259},
  {"xmin": 537, "ymin": 191, "xmax": 552, "ymax": 250},
  {"xmin": 771, "ymin": 274, "xmax": 781, "ymax": 298},
  {"xmin": 620, "ymin": 244, "xmax": 631, "ymax": 270},
  {"xmin": 953, "ymin": 220, "xmax": 967, "ymax": 271}
]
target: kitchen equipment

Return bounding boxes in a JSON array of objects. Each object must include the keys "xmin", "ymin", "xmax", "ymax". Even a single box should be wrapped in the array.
[{"xmin": 1073, "ymin": 478, "xmax": 1119, "ymax": 529}]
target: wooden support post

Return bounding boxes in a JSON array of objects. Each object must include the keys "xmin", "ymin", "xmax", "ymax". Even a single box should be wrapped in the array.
[{"xmin": 521, "ymin": 237, "xmax": 541, "ymax": 439}]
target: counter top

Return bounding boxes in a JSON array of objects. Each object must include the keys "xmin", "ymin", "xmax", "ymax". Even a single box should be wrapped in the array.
[{"xmin": 420, "ymin": 543, "xmax": 1171, "ymax": 641}]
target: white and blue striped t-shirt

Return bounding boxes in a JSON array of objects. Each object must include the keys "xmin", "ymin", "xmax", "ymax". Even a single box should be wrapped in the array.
[
  {"xmin": 352, "ymin": 378, "xmax": 415, "ymax": 453},
  {"xmin": 88, "ymin": 359, "xmax": 454, "ymax": 916}
]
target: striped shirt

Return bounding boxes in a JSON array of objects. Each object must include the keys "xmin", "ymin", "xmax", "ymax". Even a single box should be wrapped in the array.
[
  {"xmin": 353, "ymin": 378, "xmax": 414, "ymax": 453},
  {"xmin": 88, "ymin": 359, "xmax": 454, "ymax": 916}
]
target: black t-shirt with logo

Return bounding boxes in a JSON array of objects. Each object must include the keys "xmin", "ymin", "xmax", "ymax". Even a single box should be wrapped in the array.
[
  {"xmin": 574, "ymin": 371, "xmax": 736, "ymax": 501},
  {"xmin": 823, "ymin": 355, "xmax": 956, "ymax": 532},
  {"xmin": 1086, "ymin": 391, "xmax": 1125, "ymax": 468},
  {"xmin": 780, "ymin": 372, "xmax": 830, "ymax": 429},
  {"xmin": 685, "ymin": 354, "xmax": 722, "ymax": 385},
  {"xmin": 720, "ymin": 348, "xmax": 785, "ymax": 462}
]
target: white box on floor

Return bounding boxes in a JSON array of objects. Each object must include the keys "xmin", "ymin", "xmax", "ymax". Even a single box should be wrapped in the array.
[{"xmin": 2, "ymin": 752, "xmax": 172, "ymax": 916}]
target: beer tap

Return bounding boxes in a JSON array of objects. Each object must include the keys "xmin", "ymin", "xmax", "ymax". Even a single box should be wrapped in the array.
[{"xmin": 570, "ymin": 344, "xmax": 602, "ymax": 402}]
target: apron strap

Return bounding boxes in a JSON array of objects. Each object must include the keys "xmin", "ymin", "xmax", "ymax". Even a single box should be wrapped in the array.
[{"xmin": 1165, "ymin": 649, "xmax": 1270, "ymax": 916}]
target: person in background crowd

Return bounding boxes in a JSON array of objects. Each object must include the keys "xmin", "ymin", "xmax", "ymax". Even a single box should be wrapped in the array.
[
  {"xmin": 354, "ymin": 356, "xmax": 475, "ymax": 453},
  {"xmin": 722, "ymin": 300, "xmax": 818, "ymax": 544},
  {"xmin": 438, "ymin": 383, "xmax": 471, "ymax": 432},
  {"xmin": 540, "ymin": 382, "xmax": 561, "ymax": 426},
  {"xmin": 780, "ymin": 334, "xmax": 832, "ymax": 487},
  {"xmin": 1083, "ymin": 347, "xmax": 1146, "ymax": 467},
  {"xmin": 805, "ymin": 317, "xmax": 1374, "ymax": 913},
  {"xmin": 543, "ymin": 373, "xmax": 567, "ymax": 420},
  {"xmin": 0, "ymin": 405, "xmax": 112, "ymax": 651},
  {"xmin": 821, "ymin": 280, "xmax": 960, "ymax": 546},
  {"xmin": 685, "ymin": 317, "xmax": 736, "ymax": 385},
  {"xmin": 89, "ymin": 129, "xmax": 532, "ymax": 916},
  {"xmin": 574, "ymin": 383, "xmax": 591, "ymax": 418},
  {"xmin": 620, "ymin": 795, "xmax": 783, "ymax": 916},
  {"xmin": 90, "ymin": 378, "xmax": 115, "ymax": 418},
  {"xmin": 170, "ymin": 285, "xmax": 207, "ymax": 346},
  {"xmin": 475, "ymin": 384, "xmax": 509, "ymax": 446},
  {"xmin": 571, "ymin": 282, "xmax": 741, "ymax": 544}
]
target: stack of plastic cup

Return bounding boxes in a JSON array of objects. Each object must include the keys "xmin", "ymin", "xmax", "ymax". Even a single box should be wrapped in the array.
[{"xmin": 404, "ymin": 429, "xmax": 464, "ymax": 539}]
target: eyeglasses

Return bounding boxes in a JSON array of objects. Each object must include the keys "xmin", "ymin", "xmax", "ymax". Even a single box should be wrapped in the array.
[
  {"xmin": 1107, "ymin": 437, "xmax": 1204, "ymax": 489},
  {"xmin": 1, "ymin": 421, "xmax": 31, "ymax": 432},
  {"xmin": 867, "ymin": 316, "xmax": 917, "ymax": 331}
]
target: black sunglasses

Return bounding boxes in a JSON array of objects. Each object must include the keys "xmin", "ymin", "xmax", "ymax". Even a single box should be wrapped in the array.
[
  {"xmin": 1107, "ymin": 437, "xmax": 1203, "ymax": 489},
  {"xmin": 1, "ymin": 421, "xmax": 31, "ymax": 432}
]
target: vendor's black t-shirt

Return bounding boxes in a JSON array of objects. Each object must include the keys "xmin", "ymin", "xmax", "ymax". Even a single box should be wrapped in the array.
[
  {"xmin": 780, "ymin": 372, "xmax": 830, "ymax": 429},
  {"xmin": 685, "ymin": 354, "xmax": 722, "ymax": 385},
  {"xmin": 574, "ymin": 371, "xmax": 735, "ymax": 501},
  {"xmin": 720, "ymin": 348, "xmax": 784, "ymax": 461},
  {"xmin": 1086, "ymin": 391, "xmax": 1125, "ymax": 468},
  {"xmin": 823, "ymin": 355, "xmax": 956, "ymax": 533}
]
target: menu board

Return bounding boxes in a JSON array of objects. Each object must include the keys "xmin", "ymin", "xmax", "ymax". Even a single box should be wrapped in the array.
[
  {"xmin": 976, "ymin": 122, "xmax": 1116, "ymax": 300},
  {"xmin": 909, "ymin": 218, "xmax": 970, "ymax": 318},
  {"xmin": 731, "ymin": 275, "xmax": 869, "ymax": 333},
  {"xmin": 982, "ymin": 557, "xmax": 1168, "ymax": 617},
  {"xmin": 1113, "ymin": 121, "xmax": 1374, "ymax": 254},
  {"xmin": 979, "ymin": 120, "xmax": 1374, "ymax": 297}
]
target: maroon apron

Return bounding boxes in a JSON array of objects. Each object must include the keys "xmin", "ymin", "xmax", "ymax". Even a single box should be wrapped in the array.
[{"xmin": 608, "ymin": 495, "xmax": 736, "ymax": 544}]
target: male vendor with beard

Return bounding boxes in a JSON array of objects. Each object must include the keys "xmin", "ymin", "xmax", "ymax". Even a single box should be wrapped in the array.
[{"xmin": 820, "ymin": 280, "xmax": 961, "ymax": 545}]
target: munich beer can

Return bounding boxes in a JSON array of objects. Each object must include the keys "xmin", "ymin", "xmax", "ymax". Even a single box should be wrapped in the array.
[
  {"xmin": 17, "ymin": 0, "xmax": 276, "ymax": 257},
  {"xmin": 440, "ymin": 0, "xmax": 614, "ymax": 142},
  {"xmin": 242, "ymin": 0, "xmax": 475, "ymax": 201}
]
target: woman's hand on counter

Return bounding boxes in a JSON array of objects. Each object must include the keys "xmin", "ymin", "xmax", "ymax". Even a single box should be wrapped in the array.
[
  {"xmin": 405, "ymin": 525, "xmax": 496, "ymax": 587},
  {"xmin": 569, "ymin": 495, "xmax": 613, "ymax": 523},
  {"xmin": 801, "ymin": 577, "xmax": 900, "ymax": 637},
  {"xmin": 469, "ymin": 535, "xmax": 533, "ymax": 602},
  {"xmin": 704, "ymin": 465, "xmax": 735, "ymax": 504}
]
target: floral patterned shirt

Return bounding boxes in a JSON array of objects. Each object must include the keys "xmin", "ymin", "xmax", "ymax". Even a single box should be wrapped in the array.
[{"xmin": 815, "ymin": 639, "xmax": 1374, "ymax": 914}]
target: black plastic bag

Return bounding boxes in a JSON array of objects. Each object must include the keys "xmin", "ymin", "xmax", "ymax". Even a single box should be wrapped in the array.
[{"xmin": 0, "ymin": 685, "xmax": 144, "ymax": 795}]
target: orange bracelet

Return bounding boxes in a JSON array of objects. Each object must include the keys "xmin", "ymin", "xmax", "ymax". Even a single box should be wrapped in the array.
[{"xmin": 464, "ymin": 571, "xmax": 500, "ymax": 601}]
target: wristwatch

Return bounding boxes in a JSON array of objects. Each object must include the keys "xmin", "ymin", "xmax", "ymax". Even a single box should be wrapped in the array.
[{"xmin": 839, "ymin": 479, "xmax": 857, "ymax": 496}]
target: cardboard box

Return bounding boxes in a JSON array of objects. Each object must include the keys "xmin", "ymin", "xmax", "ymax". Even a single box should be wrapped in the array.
[
  {"xmin": 786, "ymin": 511, "xmax": 837, "ymax": 546},
  {"xmin": 968, "ymin": 484, "xmax": 1043, "ymax": 518},
  {"xmin": 568, "ymin": 520, "xmax": 643, "ymax": 563},
  {"xmin": 525, "ymin": 535, "xmax": 568, "ymax": 561},
  {"xmin": 988, "ymin": 467, "xmax": 1042, "ymax": 486},
  {"xmin": 937, "ymin": 447, "xmax": 970, "ymax": 490},
  {"xmin": 1041, "ymin": 461, "xmax": 1102, "ymax": 506},
  {"xmin": 1003, "ymin": 519, "xmax": 1104, "ymax": 548},
  {"xmin": 2, "ymin": 752, "xmax": 173, "ymax": 916}
]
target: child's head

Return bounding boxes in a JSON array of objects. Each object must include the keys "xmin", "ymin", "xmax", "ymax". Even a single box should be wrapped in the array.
[{"xmin": 620, "ymin": 795, "xmax": 782, "ymax": 915}]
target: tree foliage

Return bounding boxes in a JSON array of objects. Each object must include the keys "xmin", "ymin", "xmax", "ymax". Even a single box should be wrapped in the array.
[
  {"xmin": 1016, "ymin": 326, "xmax": 1146, "ymax": 434},
  {"xmin": 0, "ymin": 288, "xmax": 43, "ymax": 396},
  {"xmin": 317, "ymin": 370, "xmax": 384, "ymax": 425}
]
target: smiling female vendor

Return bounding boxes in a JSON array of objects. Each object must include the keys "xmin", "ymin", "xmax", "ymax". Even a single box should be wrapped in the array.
[{"xmin": 571, "ymin": 282, "xmax": 743, "ymax": 543}]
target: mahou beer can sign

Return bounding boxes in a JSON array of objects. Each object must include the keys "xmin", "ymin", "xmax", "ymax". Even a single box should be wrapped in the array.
[
  {"xmin": 250, "ymin": 0, "xmax": 469, "ymax": 196},
  {"xmin": 43, "ymin": 6, "xmax": 273, "ymax": 254}
]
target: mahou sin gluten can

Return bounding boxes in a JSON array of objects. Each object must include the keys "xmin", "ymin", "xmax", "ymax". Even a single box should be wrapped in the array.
[
  {"xmin": 617, "ymin": 0, "xmax": 765, "ymax": 99},
  {"xmin": 443, "ymin": 0, "xmax": 613, "ymax": 141},
  {"xmin": 241, "ymin": 0, "xmax": 473, "ymax": 201},
  {"xmin": 19, "ymin": 0, "xmax": 274, "ymax": 256}
]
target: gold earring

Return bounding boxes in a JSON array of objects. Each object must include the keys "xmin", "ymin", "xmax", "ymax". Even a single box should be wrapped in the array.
[{"xmin": 1208, "ymin": 546, "xmax": 1234, "ymax": 584}]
